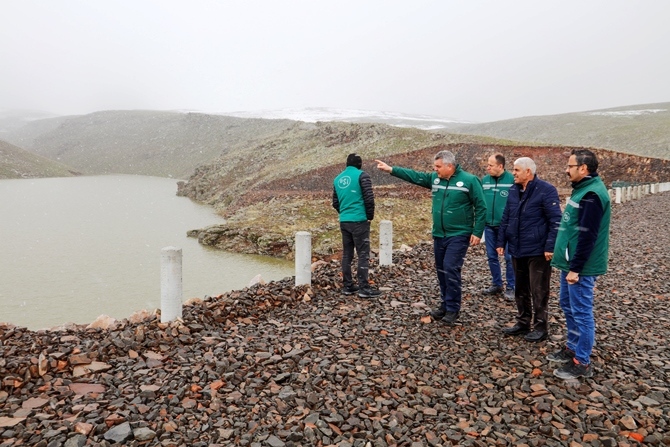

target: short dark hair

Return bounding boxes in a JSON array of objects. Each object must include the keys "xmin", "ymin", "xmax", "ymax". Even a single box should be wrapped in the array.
[
  {"xmin": 571, "ymin": 149, "xmax": 598, "ymax": 173},
  {"xmin": 493, "ymin": 153, "xmax": 505, "ymax": 167},
  {"xmin": 346, "ymin": 153, "xmax": 362, "ymax": 169}
]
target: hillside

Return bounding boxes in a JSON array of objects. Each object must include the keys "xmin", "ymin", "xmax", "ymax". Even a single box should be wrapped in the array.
[
  {"xmin": 1, "ymin": 111, "xmax": 298, "ymax": 178},
  {"xmin": 446, "ymin": 102, "xmax": 670, "ymax": 160},
  {"xmin": 177, "ymin": 121, "xmax": 502, "ymax": 208},
  {"xmin": 179, "ymin": 121, "xmax": 670, "ymax": 259},
  {"xmin": 0, "ymin": 139, "xmax": 79, "ymax": 179}
]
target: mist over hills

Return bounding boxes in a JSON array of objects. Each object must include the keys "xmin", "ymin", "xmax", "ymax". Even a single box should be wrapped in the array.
[
  {"xmin": 0, "ymin": 139, "xmax": 79, "ymax": 179},
  {"xmin": 224, "ymin": 107, "xmax": 469, "ymax": 130},
  {"xmin": 447, "ymin": 102, "xmax": 670, "ymax": 160}
]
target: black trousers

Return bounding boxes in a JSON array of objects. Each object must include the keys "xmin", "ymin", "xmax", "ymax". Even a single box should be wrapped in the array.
[
  {"xmin": 340, "ymin": 221, "xmax": 370, "ymax": 288},
  {"xmin": 512, "ymin": 255, "xmax": 552, "ymax": 332}
]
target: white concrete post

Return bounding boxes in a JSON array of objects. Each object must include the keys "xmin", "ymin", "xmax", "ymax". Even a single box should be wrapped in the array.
[
  {"xmin": 636, "ymin": 186, "xmax": 642, "ymax": 199},
  {"xmin": 615, "ymin": 188, "xmax": 622, "ymax": 204},
  {"xmin": 295, "ymin": 231, "xmax": 311, "ymax": 286},
  {"xmin": 627, "ymin": 186, "xmax": 632, "ymax": 201},
  {"xmin": 651, "ymin": 183, "xmax": 658, "ymax": 194},
  {"xmin": 379, "ymin": 220, "xmax": 393, "ymax": 266},
  {"xmin": 161, "ymin": 247, "xmax": 182, "ymax": 323}
]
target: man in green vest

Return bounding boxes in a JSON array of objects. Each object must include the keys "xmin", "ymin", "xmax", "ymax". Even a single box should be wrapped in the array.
[
  {"xmin": 481, "ymin": 153, "xmax": 515, "ymax": 300},
  {"xmin": 549, "ymin": 149, "xmax": 611, "ymax": 379},
  {"xmin": 333, "ymin": 153, "xmax": 381, "ymax": 298},
  {"xmin": 375, "ymin": 150, "xmax": 486, "ymax": 325}
]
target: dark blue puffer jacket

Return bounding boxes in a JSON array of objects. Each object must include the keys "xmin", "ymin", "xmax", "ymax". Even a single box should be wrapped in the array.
[{"xmin": 497, "ymin": 176, "xmax": 562, "ymax": 258}]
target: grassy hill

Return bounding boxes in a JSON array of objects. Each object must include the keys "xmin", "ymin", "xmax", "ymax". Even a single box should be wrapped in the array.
[
  {"xmin": 178, "ymin": 121, "xmax": 670, "ymax": 259},
  {"xmin": 0, "ymin": 139, "xmax": 79, "ymax": 179},
  {"xmin": 1, "ymin": 110, "xmax": 299, "ymax": 178},
  {"xmin": 446, "ymin": 102, "xmax": 670, "ymax": 160}
]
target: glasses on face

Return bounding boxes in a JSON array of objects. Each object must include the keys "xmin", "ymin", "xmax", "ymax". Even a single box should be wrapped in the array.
[{"xmin": 567, "ymin": 164, "xmax": 582, "ymax": 169}]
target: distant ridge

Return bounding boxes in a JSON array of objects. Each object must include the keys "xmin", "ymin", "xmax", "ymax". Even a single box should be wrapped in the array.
[
  {"xmin": 447, "ymin": 102, "xmax": 670, "ymax": 160},
  {"xmin": 222, "ymin": 107, "xmax": 469, "ymax": 130},
  {"xmin": 1, "ymin": 110, "xmax": 297, "ymax": 178}
]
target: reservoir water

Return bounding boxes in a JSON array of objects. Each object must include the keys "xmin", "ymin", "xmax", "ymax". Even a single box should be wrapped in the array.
[{"xmin": 0, "ymin": 175, "xmax": 294, "ymax": 330}]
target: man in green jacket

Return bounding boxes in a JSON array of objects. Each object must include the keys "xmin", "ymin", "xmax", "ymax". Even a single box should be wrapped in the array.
[
  {"xmin": 481, "ymin": 153, "xmax": 515, "ymax": 300},
  {"xmin": 375, "ymin": 150, "xmax": 486, "ymax": 324},
  {"xmin": 549, "ymin": 149, "xmax": 611, "ymax": 380},
  {"xmin": 333, "ymin": 153, "xmax": 381, "ymax": 298}
]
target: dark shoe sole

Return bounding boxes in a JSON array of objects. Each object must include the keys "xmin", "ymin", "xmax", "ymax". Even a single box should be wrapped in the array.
[
  {"xmin": 525, "ymin": 333, "xmax": 548, "ymax": 343},
  {"xmin": 502, "ymin": 327, "xmax": 530, "ymax": 336}
]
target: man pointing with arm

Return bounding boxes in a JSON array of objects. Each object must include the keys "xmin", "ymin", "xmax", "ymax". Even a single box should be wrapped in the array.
[{"xmin": 375, "ymin": 150, "xmax": 486, "ymax": 325}]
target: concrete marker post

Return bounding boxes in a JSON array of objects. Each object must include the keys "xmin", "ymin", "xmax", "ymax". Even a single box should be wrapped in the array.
[
  {"xmin": 379, "ymin": 220, "xmax": 393, "ymax": 266},
  {"xmin": 615, "ymin": 188, "xmax": 622, "ymax": 204},
  {"xmin": 295, "ymin": 231, "xmax": 312, "ymax": 286},
  {"xmin": 161, "ymin": 246, "xmax": 182, "ymax": 323}
]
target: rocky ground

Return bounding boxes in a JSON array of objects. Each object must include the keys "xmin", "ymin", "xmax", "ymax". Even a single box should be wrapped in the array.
[{"xmin": 1, "ymin": 193, "xmax": 669, "ymax": 447}]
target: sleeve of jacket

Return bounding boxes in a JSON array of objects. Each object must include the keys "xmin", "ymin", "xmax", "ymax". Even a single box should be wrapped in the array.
[
  {"xmin": 332, "ymin": 185, "xmax": 340, "ymax": 213},
  {"xmin": 359, "ymin": 171, "xmax": 375, "ymax": 221},
  {"xmin": 390, "ymin": 167, "xmax": 433, "ymax": 189},
  {"xmin": 469, "ymin": 176, "xmax": 487, "ymax": 238},
  {"xmin": 542, "ymin": 183, "xmax": 563, "ymax": 253},
  {"xmin": 497, "ymin": 197, "xmax": 511, "ymax": 249}
]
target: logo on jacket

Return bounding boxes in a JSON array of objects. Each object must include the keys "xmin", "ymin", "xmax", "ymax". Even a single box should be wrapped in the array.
[
  {"xmin": 456, "ymin": 181, "xmax": 464, "ymax": 187},
  {"xmin": 562, "ymin": 212, "xmax": 571, "ymax": 222},
  {"xmin": 434, "ymin": 178, "xmax": 440, "ymax": 185},
  {"xmin": 501, "ymin": 191, "xmax": 508, "ymax": 197},
  {"xmin": 338, "ymin": 176, "xmax": 351, "ymax": 188}
]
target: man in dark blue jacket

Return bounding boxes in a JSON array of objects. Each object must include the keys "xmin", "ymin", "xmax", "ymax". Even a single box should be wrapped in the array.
[{"xmin": 497, "ymin": 157, "xmax": 562, "ymax": 342}]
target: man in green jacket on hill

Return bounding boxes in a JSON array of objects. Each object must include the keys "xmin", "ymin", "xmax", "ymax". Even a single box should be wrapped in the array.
[
  {"xmin": 549, "ymin": 149, "xmax": 611, "ymax": 380},
  {"xmin": 333, "ymin": 153, "xmax": 381, "ymax": 298},
  {"xmin": 375, "ymin": 150, "xmax": 486, "ymax": 325},
  {"xmin": 481, "ymin": 153, "xmax": 516, "ymax": 300}
]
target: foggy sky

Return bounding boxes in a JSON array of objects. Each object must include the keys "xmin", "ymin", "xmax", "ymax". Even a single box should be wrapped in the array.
[{"xmin": 1, "ymin": 0, "xmax": 669, "ymax": 122}]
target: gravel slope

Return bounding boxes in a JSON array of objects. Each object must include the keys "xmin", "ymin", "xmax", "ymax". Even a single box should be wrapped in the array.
[{"xmin": 1, "ymin": 194, "xmax": 669, "ymax": 446}]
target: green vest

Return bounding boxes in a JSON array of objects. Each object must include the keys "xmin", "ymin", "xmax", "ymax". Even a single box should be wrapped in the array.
[
  {"xmin": 552, "ymin": 176, "xmax": 611, "ymax": 275},
  {"xmin": 482, "ymin": 170, "xmax": 514, "ymax": 227},
  {"xmin": 334, "ymin": 166, "xmax": 367, "ymax": 222}
]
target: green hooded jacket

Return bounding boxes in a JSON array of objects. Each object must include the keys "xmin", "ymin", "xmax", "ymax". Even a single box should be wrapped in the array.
[{"xmin": 391, "ymin": 165, "xmax": 486, "ymax": 238}]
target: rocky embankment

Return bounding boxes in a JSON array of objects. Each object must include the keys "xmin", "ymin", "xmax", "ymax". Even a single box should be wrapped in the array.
[{"xmin": 1, "ymin": 194, "xmax": 669, "ymax": 447}]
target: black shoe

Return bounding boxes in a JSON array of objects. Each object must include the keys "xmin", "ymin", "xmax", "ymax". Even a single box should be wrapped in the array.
[
  {"xmin": 342, "ymin": 285, "xmax": 359, "ymax": 295},
  {"xmin": 553, "ymin": 359, "xmax": 593, "ymax": 379},
  {"xmin": 441, "ymin": 311, "xmax": 460, "ymax": 325},
  {"xmin": 504, "ymin": 288, "xmax": 515, "ymax": 301},
  {"xmin": 524, "ymin": 330, "xmax": 548, "ymax": 342},
  {"xmin": 429, "ymin": 307, "xmax": 447, "ymax": 320},
  {"xmin": 482, "ymin": 285, "xmax": 503, "ymax": 295},
  {"xmin": 501, "ymin": 324, "xmax": 529, "ymax": 336},
  {"xmin": 358, "ymin": 287, "xmax": 381, "ymax": 298},
  {"xmin": 546, "ymin": 346, "xmax": 576, "ymax": 364}
]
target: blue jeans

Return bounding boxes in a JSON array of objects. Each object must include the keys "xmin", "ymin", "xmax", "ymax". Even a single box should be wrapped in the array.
[
  {"xmin": 433, "ymin": 235, "xmax": 470, "ymax": 313},
  {"xmin": 558, "ymin": 271, "xmax": 597, "ymax": 365},
  {"xmin": 484, "ymin": 226, "xmax": 514, "ymax": 289}
]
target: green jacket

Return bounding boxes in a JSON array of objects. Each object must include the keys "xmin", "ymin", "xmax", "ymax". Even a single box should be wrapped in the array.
[
  {"xmin": 482, "ymin": 170, "xmax": 514, "ymax": 227},
  {"xmin": 552, "ymin": 175, "xmax": 611, "ymax": 275},
  {"xmin": 391, "ymin": 165, "xmax": 486, "ymax": 238}
]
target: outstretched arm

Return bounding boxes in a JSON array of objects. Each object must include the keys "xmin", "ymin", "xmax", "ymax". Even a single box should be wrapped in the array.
[{"xmin": 375, "ymin": 159, "xmax": 393, "ymax": 173}]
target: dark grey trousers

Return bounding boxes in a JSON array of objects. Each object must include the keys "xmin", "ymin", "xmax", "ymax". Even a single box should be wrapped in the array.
[{"xmin": 340, "ymin": 221, "xmax": 370, "ymax": 288}]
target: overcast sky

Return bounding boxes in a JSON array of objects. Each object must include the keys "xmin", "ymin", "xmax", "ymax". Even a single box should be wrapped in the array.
[{"xmin": 1, "ymin": 0, "xmax": 669, "ymax": 122}]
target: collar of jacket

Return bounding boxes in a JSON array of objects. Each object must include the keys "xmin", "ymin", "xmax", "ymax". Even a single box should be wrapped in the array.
[{"xmin": 571, "ymin": 172, "xmax": 599, "ymax": 189}]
